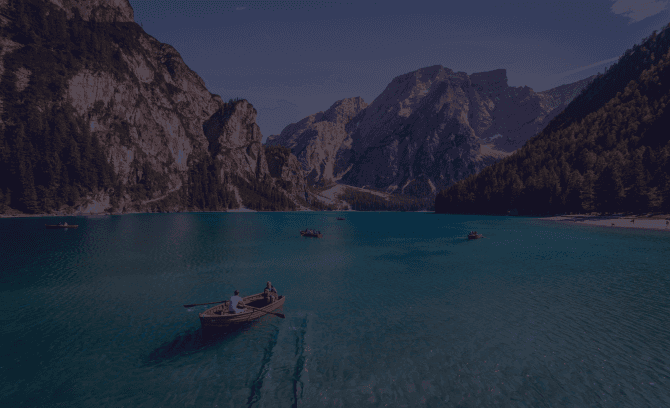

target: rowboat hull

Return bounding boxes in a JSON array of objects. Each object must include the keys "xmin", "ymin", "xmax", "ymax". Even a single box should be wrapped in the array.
[
  {"xmin": 468, "ymin": 234, "xmax": 483, "ymax": 240},
  {"xmin": 199, "ymin": 293, "xmax": 285, "ymax": 331},
  {"xmin": 45, "ymin": 225, "xmax": 78, "ymax": 229},
  {"xmin": 300, "ymin": 231, "xmax": 323, "ymax": 238}
]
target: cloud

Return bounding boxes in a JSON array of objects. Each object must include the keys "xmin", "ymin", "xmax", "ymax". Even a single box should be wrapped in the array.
[
  {"xmin": 236, "ymin": 6, "xmax": 246, "ymax": 11},
  {"xmin": 610, "ymin": 0, "xmax": 669, "ymax": 23},
  {"xmin": 542, "ymin": 56, "xmax": 619, "ymax": 88},
  {"xmin": 556, "ymin": 57, "xmax": 620, "ymax": 77}
]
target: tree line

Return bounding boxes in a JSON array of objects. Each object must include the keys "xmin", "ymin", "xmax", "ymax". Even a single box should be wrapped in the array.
[
  {"xmin": 232, "ymin": 173, "xmax": 297, "ymax": 211},
  {"xmin": 436, "ymin": 23, "xmax": 670, "ymax": 216},
  {"xmin": 339, "ymin": 189, "xmax": 434, "ymax": 211}
]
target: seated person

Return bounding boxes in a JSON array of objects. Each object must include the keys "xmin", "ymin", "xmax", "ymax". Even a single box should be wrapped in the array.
[
  {"xmin": 228, "ymin": 290, "xmax": 246, "ymax": 314},
  {"xmin": 263, "ymin": 281, "xmax": 278, "ymax": 304}
]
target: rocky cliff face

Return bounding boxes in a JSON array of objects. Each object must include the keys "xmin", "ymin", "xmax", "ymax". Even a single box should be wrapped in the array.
[
  {"xmin": 65, "ymin": 40, "xmax": 223, "ymax": 196},
  {"xmin": 268, "ymin": 65, "xmax": 593, "ymax": 198},
  {"xmin": 204, "ymin": 100, "xmax": 266, "ymax": 179},
  {"xmin": 0, "ymin": 0, "xmax": 307, "ymax": 214},
  {"xmin": 46, "ymin": 0, "xmax": 135, "ymax": 23},
  {"xmin": 264, "ymin": 145, "xmax": 309, "ymax": 196},
  {"xmin": 266, "ymin": 97, "xmax": 368, "ymax": 185}
]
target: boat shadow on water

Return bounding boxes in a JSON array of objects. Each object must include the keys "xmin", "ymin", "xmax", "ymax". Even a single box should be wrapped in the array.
[{"xmin": 143, "ymin": 321, "xmax": 266, "ymax": 367}]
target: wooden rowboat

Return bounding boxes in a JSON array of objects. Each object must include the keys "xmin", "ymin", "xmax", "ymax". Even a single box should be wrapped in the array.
[
  {"xmin": 468, "ymin": 233, "xmax": 483, "ymax": 240},
  {"xmin": 300, "ymin": 230, "xmax": 323, "ymax": 238},
  {"xmin": 199, "ymin": 292, "xmax": 285, "ymax": 331},
  {"xmin": 336, "ymin": 217, "xmax": 345, "ymax": 220},
  {"xmin": 45, "ymin": 224, "xmax": 78, "ymax": 229}
]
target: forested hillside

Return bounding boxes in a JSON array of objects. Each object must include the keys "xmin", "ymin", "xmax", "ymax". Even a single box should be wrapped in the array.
[
  {"xmin": 0, "ymin": 0, "xmax": 124, "ymax": 213},
  {"xmin": 0, "ymin": 0, "xmax": 305, "ymax": 214},
  {"xmin": 435, "ymin": 24, "xmax": 670, "ymax": 216}
]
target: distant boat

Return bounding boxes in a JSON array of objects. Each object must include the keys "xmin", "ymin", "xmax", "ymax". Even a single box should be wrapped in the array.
[
  {"xmin": 45, "ymin": 224, "xmax": 78, "ymax": 229},
  {"xmin": 336, "ymin": 217, "xmax": 345, "ymax": 220},
  {"xmin": 300, "ymin": 230, "xmax": 323, "ymax": 238},
  {"xmin": 468, "ymin": 232, "xmax": 483, "ymax": 240}
]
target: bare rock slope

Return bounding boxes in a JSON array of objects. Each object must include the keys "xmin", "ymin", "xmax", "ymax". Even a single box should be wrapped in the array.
[{"xmin": 266, "ymin": 97, "xmax": 368, "ymax": 185}]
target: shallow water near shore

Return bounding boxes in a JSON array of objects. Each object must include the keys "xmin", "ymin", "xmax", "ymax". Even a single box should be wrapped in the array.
[{"xmin": 1, "ymin": 212, "xmax": 668, "ymax": 407}]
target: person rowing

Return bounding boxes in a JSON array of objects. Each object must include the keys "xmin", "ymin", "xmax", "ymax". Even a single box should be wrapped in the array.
[{"xmin": 229, "ymin": 290, "xmax": 246, "ymax": 314}]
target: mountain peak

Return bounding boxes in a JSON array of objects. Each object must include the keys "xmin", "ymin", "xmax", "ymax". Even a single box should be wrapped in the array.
[
  {"xmin": 322, "ymin": 96, "xmax": 368, "ymax": 123},
  {"xmin": 47, "ymin": 0, "xmax": 135, "ymax": 23},
  {"xmin": 470, "ymin": 69, "xmax": 508, "ymax": 94}
]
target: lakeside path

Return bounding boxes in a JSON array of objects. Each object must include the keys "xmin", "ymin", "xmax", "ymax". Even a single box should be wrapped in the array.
[{"xmin": 541, "ymin": 214, "xmax": 670, "ymax": 231}]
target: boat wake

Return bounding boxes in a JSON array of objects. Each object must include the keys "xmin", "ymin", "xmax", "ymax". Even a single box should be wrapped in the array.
[
  {"xmin": 246, "ymin": 311, "xmax": 316, "ymax": 407},
  {"xmin": 291, "ymin": 313, "xmax": 313, "ymax": 407},
  {"xmin": 246, "ymin": 325, "xmax": 281, "ymax": 406}
]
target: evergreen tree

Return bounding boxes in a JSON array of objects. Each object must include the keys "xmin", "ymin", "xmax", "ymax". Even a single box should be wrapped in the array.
[{"xmin": 594, "ymin": 165, "xmax": 625, "ymax": 214}]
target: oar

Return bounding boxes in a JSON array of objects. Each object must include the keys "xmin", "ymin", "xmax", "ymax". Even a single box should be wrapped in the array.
[
  {"xmin": 245, "ymin": 305, "xmax": 285, "ymax": 319},
  {"xmin": 183, "ymin": 300, "xmax": 226, "ymax": 308}
]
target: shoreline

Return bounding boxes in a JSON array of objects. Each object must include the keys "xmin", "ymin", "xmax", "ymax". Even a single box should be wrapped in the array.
[
  {"xmin": 0, "ymin": 209, "xmax": 435, "ymax": 219},
  {"xmin": 0, "ymin": 209, "xmax": 352, "ymax": 218},
  {"xmin": 540, "ymin": 214, "xmax": 670, "ymax": 231}
]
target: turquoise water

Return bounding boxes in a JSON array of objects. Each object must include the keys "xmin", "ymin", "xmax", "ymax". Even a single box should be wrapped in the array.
[{"xmin": 1, "ymin": 212, "xmax": 668, "ymax": 407}]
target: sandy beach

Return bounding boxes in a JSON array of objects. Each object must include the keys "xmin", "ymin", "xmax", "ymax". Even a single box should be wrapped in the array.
[{"xmin": 541, "ymin": 214, "xmax": 670, "ymax": 231}]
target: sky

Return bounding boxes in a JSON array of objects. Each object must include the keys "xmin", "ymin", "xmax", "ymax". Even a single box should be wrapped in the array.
[{"xmin": 129, "ymin": 0, "xmax": 670, "ymax": 142}]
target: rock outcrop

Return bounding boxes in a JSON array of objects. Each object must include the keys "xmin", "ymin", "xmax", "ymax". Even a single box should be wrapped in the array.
[
  {"xmin": 264, "ymin": 145, "xmax": 309, "ymax": 197},
  {"xmin": 47, "ymin": 0, "xmax": 135, "ymax": 23},
  {"xmin": 204, "ymin": 100, "xmax": 266, "ymax": 179},
  {"xmin": 266, "ymin": 97, "xmax": 367, "ymax": 185}
]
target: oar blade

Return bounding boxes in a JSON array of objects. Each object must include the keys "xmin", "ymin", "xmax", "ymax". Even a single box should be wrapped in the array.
[{"xmin": 183, "ymin": 300, "xmax": 226, "ymax": 308}]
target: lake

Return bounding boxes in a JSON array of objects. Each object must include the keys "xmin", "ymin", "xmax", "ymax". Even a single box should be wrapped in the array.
[{"xmin": 1, "ymin": 212, "xmax": 668, "ymax": 407}]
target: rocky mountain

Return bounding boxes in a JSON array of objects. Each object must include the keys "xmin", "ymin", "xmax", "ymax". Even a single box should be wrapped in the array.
[
  {"xmin": 265, "ymin": 97, "xmax": 368, "ymax": 185},
  {"xmin": 0, "ymin": 0, "xmax": 309, "ymax": 214},
  {"xmin": 266, "ymin": 65, "xmax": 594, "ymax": 199}
]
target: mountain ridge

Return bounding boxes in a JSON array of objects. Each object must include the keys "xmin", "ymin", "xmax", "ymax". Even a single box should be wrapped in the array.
[{"xmin": 266, "ymin": 64, "xmax": 595, "ymax": 201}]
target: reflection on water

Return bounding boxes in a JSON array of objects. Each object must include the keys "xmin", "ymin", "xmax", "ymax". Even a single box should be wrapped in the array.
[{"xmin": 0, "ymin": 213, "xmax": 668, "ymax": 407}]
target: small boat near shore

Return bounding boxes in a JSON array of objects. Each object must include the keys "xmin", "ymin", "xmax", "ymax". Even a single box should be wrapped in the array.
[
  {"xmin": 199, "ymin": 292, "xmax": 285, "ymax": 331},
  {"xmin": 468, "ymin": 231, "xmax": 483, "ymax": 240},
  {"xmin": 336, "ymin": 217, "xmax": 345, "ymax": 220},
  {"xmin": 300, "ymin": 230, "xmax": 323, "ymax": 238},
  {"xmin": 45, "ymin": 224, "xmax": 78, "ymax": 229}
]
